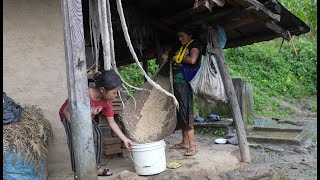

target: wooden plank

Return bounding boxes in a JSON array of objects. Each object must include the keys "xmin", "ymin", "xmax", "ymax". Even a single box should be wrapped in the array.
[
  {"xmin": 103, "ymin": 143, "xmax": 121, "ymax": 150},
  {"xmin": 61, "ymin": 0, "xmax": 97, "ymax": 178},
  {"xmin": 104, "ymin": 148, "xmax": 122, "ymax": 155},
  {"xmin": 103, "ymin": 137, "xmax": 122, "ymax": 145},
  {"xmin": 113, "ymin": 110, "xmax": 122, "ymax": 114},
  {"xmin": 225, "ymin": 0, "xmax": 242, "ymax": 7},
  {"xmin": 210, "ymin": 28, "xmax": 251, "ymax": 163},
  {"xmin": 100, "ymin": 125, "xmax": 112, "ymax": 137},
  {"xmin": 103, "ymin": 153, "xmax": 120, "ymax": 158},
  {"xmin": 112, "ymin": 106, "xmax": 123, "ymax": 111},
  {"xmin": 222, "ymin": 18, "xmax": 256, "ymax": 32},
  {"xmin": 229, "ymin": 0, "xmax": 248, "ymax": 6},
  {"xmin": 265, "ymin": 21, "xmax": 290, "ymax": 40}
]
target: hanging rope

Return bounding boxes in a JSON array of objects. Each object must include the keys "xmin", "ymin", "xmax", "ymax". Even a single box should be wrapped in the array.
[
  {"xmin": 115, "ymin": 0, "xmax": 179, "ymax": 108},
  {"xmin": 88, "ymin": 0, "xmax": 100, "ymax": 72},
  {"xmin": 98, "ymin": 0, "xmax": 112, "ymax": 70},
  {"xmin": 89, "ymin": 0, "xmax": 144, "ymax": 94}
]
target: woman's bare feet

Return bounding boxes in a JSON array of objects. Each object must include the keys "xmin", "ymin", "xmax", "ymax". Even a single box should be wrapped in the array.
[{"xmin": 170, "ymin": 143, "xmax": 189, "ymax": 149}]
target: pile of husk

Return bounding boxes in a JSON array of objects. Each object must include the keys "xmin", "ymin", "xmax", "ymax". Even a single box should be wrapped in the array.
[{"xmin": 3, "ymin": 104, "xmax": 53, "ymax": 173}]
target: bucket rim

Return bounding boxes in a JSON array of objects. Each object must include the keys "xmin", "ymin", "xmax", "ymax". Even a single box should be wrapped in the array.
[{"xmin": 132, "ymin": 139, "xmax": 165, "ymax": 146}]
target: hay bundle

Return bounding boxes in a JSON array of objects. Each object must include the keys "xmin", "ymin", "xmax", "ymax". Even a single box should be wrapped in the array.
[{"xmin": 3, "ymin": 104, "xmax": 53, "ymax": 173}]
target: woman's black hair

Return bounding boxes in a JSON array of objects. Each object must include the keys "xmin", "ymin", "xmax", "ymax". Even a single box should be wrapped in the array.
[
  {"xmin": 94, "ymin": 69, "xmax": 122, "ymax": 91},
  {"xmin": 177, "ymin": 25, "xmax": 193, "ymax": 36}
]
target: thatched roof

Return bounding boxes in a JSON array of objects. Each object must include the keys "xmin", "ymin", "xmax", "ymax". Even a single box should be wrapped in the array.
[{"xmin": 82, "ymin": 0, "xmax": 310, "ymax": 67}]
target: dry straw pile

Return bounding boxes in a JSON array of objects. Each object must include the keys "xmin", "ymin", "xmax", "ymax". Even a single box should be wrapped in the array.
[{"xmin": 3, "ymin": 105, "xmax": 53, "ymax": 172}]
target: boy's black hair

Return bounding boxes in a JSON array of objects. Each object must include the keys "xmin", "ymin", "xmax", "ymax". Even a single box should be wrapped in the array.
[{"xmin": 95, "ymin": 69, "xmax": 122, "ymax": 91}]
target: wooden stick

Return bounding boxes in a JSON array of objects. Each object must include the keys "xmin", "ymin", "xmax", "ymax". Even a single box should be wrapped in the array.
[
  {"xmin": 210, "ymin": 28, "xmax": 251, "ymax": 163},
  {"xmin": 61, "ymin": 0, "xmax": 97, "ymax": 179},
  {"xmin": 278, "ymin": 37, "xmax": 285, "ymax": 53},
  {"xmin": 265, "ymin": 21, "xmax": 290, "ymax": 40},
  {"xmin": 287, "ymin": 31, "xmax": 298, "ymax": 56}
]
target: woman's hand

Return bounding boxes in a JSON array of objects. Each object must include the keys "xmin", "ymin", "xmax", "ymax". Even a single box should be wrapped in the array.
[
  {"xmin": 123, "ymin": 138, "xmax": 133, "ymax": 151},
  {"xmin": 161, "ymin": 47, "xmax": 171, "ymax": 62},
  {"xmin": 161, "ymin": 53, "xmax": 168, "ymax": 62}
]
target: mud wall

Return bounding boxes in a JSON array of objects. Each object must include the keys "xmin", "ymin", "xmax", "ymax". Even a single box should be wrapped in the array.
[{"xmin": 3, "ymin": 0, "xmax": 67, "ymax": 146}]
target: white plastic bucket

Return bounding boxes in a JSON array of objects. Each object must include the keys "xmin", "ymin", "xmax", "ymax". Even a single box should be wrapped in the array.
[{"xmin": 131, "ymin": 140, "xmax": 166, "ymax": 175}]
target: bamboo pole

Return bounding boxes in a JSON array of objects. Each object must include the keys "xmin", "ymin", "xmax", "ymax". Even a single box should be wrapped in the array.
[
  {"xmin": 210, "ymin": 28, "xmax": 251, "ymax": 163},
  {"xmin": 61, "ymin": 0, "xmax": 97, "ymax": 179}
]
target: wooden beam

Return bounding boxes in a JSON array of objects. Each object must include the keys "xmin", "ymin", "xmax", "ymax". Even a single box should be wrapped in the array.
[
  {"xmin": 244, "ymin": 0, "xmax": 280, "ymax": 22},
  {"xmin": 160, "ymin": 4, "xmax": 210, "ymax": 26},
  {"xmin": 222, "ymin": 17, "xmax": 256, "ymax": 32},
  {"xmin": 209, "ymin": 28, "xmax": 251, "ymax": 162},
  {"xmin": 265, "ymin": 21, "xmax": 290, "ymax": 40},
  {"xmin": 61, "ymin": 0, "xmax": 97, "ymax": 179},
  {"xmin": 160, "ymin": 9, "xmax": 193, "ymax": 25},
  {"xmin": 225, "ymin": 0, "xmax": 243, "ymax": 7},
  {"xmin": 189, "ymin": 8, "xmax": 237, "ymax": 27}
]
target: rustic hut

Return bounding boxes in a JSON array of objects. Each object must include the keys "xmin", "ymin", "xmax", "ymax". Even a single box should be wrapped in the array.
[
  {"xmin": 81, "ymin": 0, "xmax": 309, "ymax": 68},
  {"xmin": 3, "ymin": 0, "xmax": 310, "ymax": 179}
]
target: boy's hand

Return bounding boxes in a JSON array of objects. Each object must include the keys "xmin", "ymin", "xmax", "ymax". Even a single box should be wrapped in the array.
[{"xmin": 123, "ymin": 138, "xmax": 133, "ymax": 151}]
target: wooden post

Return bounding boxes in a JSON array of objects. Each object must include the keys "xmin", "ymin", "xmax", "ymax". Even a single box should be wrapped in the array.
[
  {"xmin": 232, "ymin": 78, "xmax": 248, "ymax": 129},
  {"xmin": 61, "ymin": 0, "xmax": 97, "ymax": 179},
  {"xmin": 245, "ymin": 86, "xmax": 255, "ymax": 123},
  {"xmin": 210, "ymin": 28, "xmax": 251, "ymax": 163}
]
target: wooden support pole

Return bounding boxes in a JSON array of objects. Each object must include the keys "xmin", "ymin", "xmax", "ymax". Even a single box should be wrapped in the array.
[
  {"xmin": 61, "ymin": 0, "xmax": 97, "ymax": 179},
  {"xmin": 210, "ymin": 28, "xmax": 251, "ymax": 163}
]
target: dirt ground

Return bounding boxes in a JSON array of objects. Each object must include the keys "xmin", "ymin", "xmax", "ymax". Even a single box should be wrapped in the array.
[
  {"xmin": 47, "ymin": 97, "xmax": 317, "ymax": 180},
  {"xmin": 48, "ymin": 117, "xmax": 317, "ymax": 180}
]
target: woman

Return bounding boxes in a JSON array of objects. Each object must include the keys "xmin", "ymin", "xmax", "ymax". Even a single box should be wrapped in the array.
[
  {"xmin": 59, "ymin": 69, "xmax": 132, "ymax": 178},
  {"xmin": 162, "ymin": 26, "xmax": 202, "ymax": 156}
]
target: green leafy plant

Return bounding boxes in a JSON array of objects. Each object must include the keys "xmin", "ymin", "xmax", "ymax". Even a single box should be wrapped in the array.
[
  {"xmin": 118, "ymin": 59, "xmax": 159, "ymax": 94},
  {"xmin": 224, "ymin": 36, "xmax": 317, "ymax": 118},
  {"xmin": 195, "ymin": 127, "xmax": 227, "ymax": 137}
]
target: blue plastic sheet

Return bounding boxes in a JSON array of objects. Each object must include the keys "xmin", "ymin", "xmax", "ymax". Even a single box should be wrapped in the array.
[
  {"xmin": 216, "ymin": 26, "xmax": 227, "ymax": 48},
  {"xmin": 3, "ymin": 145, "xmax": 47, "ymax": 180}
]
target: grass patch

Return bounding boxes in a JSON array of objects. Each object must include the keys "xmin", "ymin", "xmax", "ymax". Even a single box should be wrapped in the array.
[
  {"xmin": 194, "ymin": 127, "xmax": 227, "ymax": 137},
  {"xmin": 224, "ymin": 37, "xmax": 317, "ymax": 118}
]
